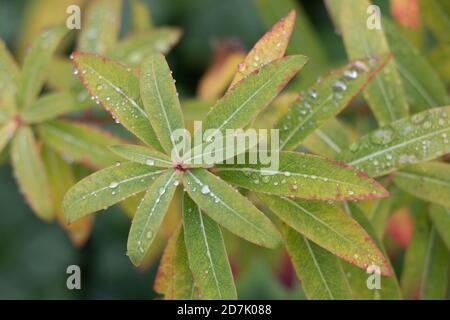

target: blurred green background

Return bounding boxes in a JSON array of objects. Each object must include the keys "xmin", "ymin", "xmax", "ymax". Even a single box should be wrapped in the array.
[{"xmin": 0, "ymin": 0, "xmax": 392, "ymax": 299}]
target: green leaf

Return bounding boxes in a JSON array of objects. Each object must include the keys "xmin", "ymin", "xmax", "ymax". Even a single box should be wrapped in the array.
[
  {"xmin": 229, "ymin": 10, "xmax": 295, "ymax": 88},
  {"xmin": 254, "ymin": 0, "xmax": 329, "ymax": 89},
  {"xmin": 73, "ymin": 52, "xmax": 162, "ymax": 150},
  {"xmin": 127, "ymin": 170, "xmax": 180, "ymax": 266},
  {"xmin": 257, "ymin": 194, "xmax": 392, "ymax": 275},
  {"xmin": 202, "ymin": 55, "xmax": 308, "ymax": 136},
  {"xmin": 171, "ymin": 228, "xmax": 198, "ymax": 299},
  {"xmin": 42, "ymin": 146, "xmax": 92, "ymax": 247},
  {"xmin": 109, "ymin": 144, "xmax": 173, "ymax": 168},
  {"xmin": 420, "ymin": 0, "xmax": 450, "ymax": 44},
  {"xmin": 341, "ymin": 202, "xmax": 402, "ymax": 300},
  {"xmin": 429, "ymin": 205, "xmax": 450, "ymax": 249},
  {"xmin": 302, "ymin": 119, "xmax": 355, "ymax": 158},
  {"xmin": 17, "ymin": 25, "xmax": 67, "ymax": 109},
  {"xmin": 367, "ymin": 196, "xmax": 393, "ymax": 240},
  {"xmin": 140, "ymin": 53, "xmax": 185, "ymax": 156},
  {"xmin": 338, "ymin": 106, "xmax": 450, "ymax": 177},
  {"xmin": 277, "ymin": 56, "xmax": 390, "ymax": 150},
  {"xmin": 21, "ymin": 92, "xmax": 80, "ymax": 123},
  {"xmin": 398, "ymin": 204, "xmax": 449, "ymax": 300},
  {"xmin": 130, "ymin": 0, "xmax": 153, "ymax": 32},
  {"xmin": 280, "ymin": 223, "xmax": 353, "ymax": 300},
  {"xmin": 182, "ymin": 168, "xmax": 281, "ymax": 249},
  {"xmin": 182, "ymin": 193, "xmax": 236, "ymax": 300},
  {"xmin": 78, "ymin": 0, "xmax": 122, "ymax": 54},
  {"xmin": 383, "ymin": 19, "xmax": 450, "ymax": 112},
  {"xmin": 106, "ymin": 28, "xmax": 182, "ymax": 66},
  {"xmin": 154, "ymin": 227, "xmax": 197, "ymax": 299},
  {"xmin": 0, "ymin": 121, "xmax": 16, "ymax": 154},
  {"xmin": 63, "ymin": 162, "xmax": 166, "ymax": 223},
  {"xmin": 393, "ymin": 162, "xmax": 450, "ymax": 208},
  {"xmin": 215, "ymin": 151, "xmax": 388, "ymax": 201},
  {"xmin": 334, "ymin": 0, "xmax": 409, "ymax": 125},
  {"xmin": 0, "ymin": 39, "xmax": 20, "ymax": 94},
  {"xmin": 38, "ymin": 119, "xmax": 122, "ymax": 169},
  {"xmin": 400, "ymin": 210, "xmax": 431, "ymax": 299},
  {"xmin": 421, "ymin": 228, "xmax": 449, "ymax": 300},
  {"xmin": 11, "ymin": 126, "xmax": 53, "ymax": 220}
]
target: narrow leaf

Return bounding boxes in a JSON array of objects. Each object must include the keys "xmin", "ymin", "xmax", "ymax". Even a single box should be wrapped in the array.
[
  {"xmin": 63, "ymin": 163, "xmax": 166, "ymax": 223},
  {"xmin": 393, "ymin": 162, "xmax": 450, "ymax": 208},
  {"xmin": 334, "ymin": 0, "xmax": 409, "ymax": 125},
  {"xmin": 182, "ymin": 169, "xmax": 281, "ymax": 249},
  {"xmin": 281, "ymin": 223, "xmax": 353, "ymax": 300},
  {"xmin": 338, "ymin": 106, "xmax": 450, "ymax": 177},
  {"xmin": 130, "ymin": 0, "xmax": 153, "ymax": 32},
  {"xmin": 183, "ymin": 193, "xmax": 236, "ymax": 300},
  {"xmin": 140, "ymin": 53, "xmax": 185, "ymax": 156},
  {"xmin": 421, "ymin": 228, "xmax": 449, "ymax": 300},
  {"xmin": 0, "ymin": 121, "xmax": 16, "ymax": 154},
  {"xmin": 258, "ymin": 194, "xmax": 392, "ymax": 275},
  {"xmin": 202, "ymin": 55, "xmax": 308, "ymax": 137},
  {"xmin": 229, "ymin": 10, "xmax": 295, "ymax": 88},
  {"xmin": 0, "ymin": 39, "xmax": 20, "ymax": 94},
  {"xmin": 341, "ymin": 202, "xmax": 402, "ymax": 300},
  {"xmin": 42, "ymin": 146, "xmax": 92, "ymax": 247},
  {"xmin": 107, "ymin": 28, "xmax": 182, "ymax": 66},
  {"xmin": 215, "ymin": 151, "xmax": 388, "ymax": 201},
  {"xmin": 277, "ymin": 56, "xmax": 389, "ymax": 150},
  {"xmin": 21, "ymin": 92, "xmax": 80, "ymax": 123},
  {"xmin": 302, "ymin": 119, "xmax": 355, "ymax": 159},
  {"xmin": 429, "ymin": 205, "xmax": 450, "ymax": 250},
  {"xmin": 383, "ymin": 19, "xmax": 450, "ymax": 112},
  {"xmin": 254, "ymin": 0, "xmax": 329, "ymax": 88},
  {"xmin": 17, "ymin": 25, "xmax": 67, "ymax": 109},
  {"xmin": 78, "ymin": 0, "xmax": 122, "ymax": 54},
  {"xmin": 109, "ymin": 144, "xmax": 173, "ymax": 168},
  {"xmin": 73, "ymin": 52, "xmax": 162, "ymax": 149},
  {"xmin": 395, "ymin": 204, "xmax": 448, "ymax": 300},
  {"xmin": 420, "ymin": 0, "xmax": 450, "ymax": 44},
  {"xmin": 38, "ymin": 119, "xmax": 122, "ymax": 169},
  {"xmin": 11, "ymin": 127, "xmax": 53, "ymax": 220},
  {"xmin": 127, "ymin": 170, "xmax": 180, "ymax": 266}
]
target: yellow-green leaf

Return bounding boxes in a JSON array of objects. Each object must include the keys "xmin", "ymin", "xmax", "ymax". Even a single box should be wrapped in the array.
[
  {"xmin": 429, "ymin": 205, "xmax": 450, "ymax": 249},
  {"xmin": 107, "ymin": 28, "xmax": 182, "ymax": 66},
  {"xmin": 78, "ymin": 0, "xmax": 122, "ymax": 54},
  {"xmin": 140, "ymin": 53, "xmax": 185, "ymax": 157},
  {"xmin": 280, "ymin": 223, "xmax": 352, "ymax": 300},
  {"xmin": 215, "ymin": 151, "xmax": 388, "ymax": 201},
  {"xmin": 202, "ymin": 55, "xmax": 308, "ymax": 137},
  {"xmin": 333, "ymin": 0, "xmax": 409, "ymax": 125},
  {"xmin": 38, "ymin": 119, "xmax": 122, "ymax": 169},
  {"xmin": 229, "ymin": 10, "xmax": 295, "ymax": 88},
  {"xmin": 0, "ymin": 121, "xmax": 16, "ymax": 154},
  {"xmin": 339, "ymin": 106, "xmax": 450, "ymax": 177},
  {"xmin": 383, "ymin": 19, "xmax": 450, "ymax": 112},
  {"xmin": 127, "ymin": 170, "xmax": 180, "ymax": 266},
  {"xmin": 393, "ymin": 162, "xmax": 450, "ymax": 208},
  {"xmin": 276, "ymin": 56, "xmax": 389, "ymax": 150},
  {"xmin": 0, "ymin": 39, "xmax": 20, "ymax": 95},
  {"xmin": 17, "ymin": 25, "xmax": 67, "ymax": 109},
  {"xmin": 73, "ymin": 52, "xmax": 162, "ymax": 149},
  {"xmin": 63, "ymin": 162, "xmax": 166, "ymax": 223},
  {"xmin": 182, "ymin": 168, "xmax": 281, "ymax": 249},
  {"xmin": 11, "ymin": 127, "xmax": 53, "ymax": 220},
  {"xmin": 258, "ymin": 194, "xmax": 393, "ymax": 276},
  {"xmin": 21, "ymin": 92, "xmax": 80, "ymax": 123},
  {"xmin": 182, "ymin": 193, "xmax": 236, "ymax": 300},
  {"xmin": 109, "ymin": 144, "xmax": 173, "ymax": 168}
]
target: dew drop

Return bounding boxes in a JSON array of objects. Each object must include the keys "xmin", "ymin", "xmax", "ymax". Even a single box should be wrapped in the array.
[
  {"xmin": 370, "ymin": 127, "xmax": 394, "ymax": 145},
  {"xmin": 109, "ymin": 181, "xmax": 119, "ymax": 189},
  {"xmin": 201, "ymin": 185, "xmax": 210, "ymax": 195},
  {"xmin": 146, "ymin": 159, "xmax": 155, "ymax": 166},
  {"xmin": 333, "ymin": 80, "xmax": 347, "ymax": 92},
  {"xmin": 146, "ymin": 231, "xmax": 153, "ymax": 239}
]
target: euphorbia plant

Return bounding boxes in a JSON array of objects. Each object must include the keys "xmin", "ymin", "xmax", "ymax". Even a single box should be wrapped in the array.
[{"xmin": 62, "ymin": 9, "xmax": 408, "ymax": 300}]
